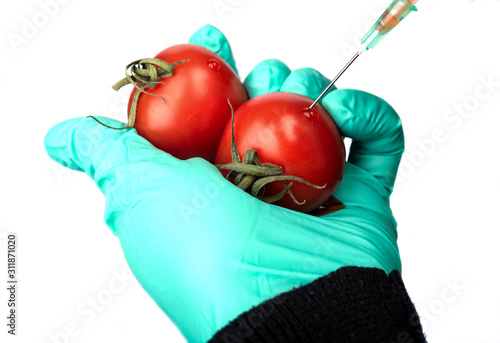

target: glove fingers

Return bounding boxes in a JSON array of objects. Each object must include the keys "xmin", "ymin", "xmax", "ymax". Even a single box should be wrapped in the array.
[
  {"xmin": 244, "ymin": 64, "xmax": 333, "ymax": 101},
  {"xmin": 331, "ymin": 163, "xmax": 394, "ymax": 218},
  {"xmin": 243, "ymin": 59, "xmax": 291, "ymax": 98},
  {"xmin": 279, "ymin": 67, "xmax": 335, "ymax": 100},
  {"xmin": 322, "ymin": 89, "xmax": 404, "ymax": 194},
  {"xmin": 188, "ymin": 25, "xmax": 239, "ymax": 75},
  {"xmin": 44, "ymin": 116, "xmax": 180, "ymax": 186},
  {"xmin": 44, "ymin": 116, "xmax": 249, "ymax": 238}
]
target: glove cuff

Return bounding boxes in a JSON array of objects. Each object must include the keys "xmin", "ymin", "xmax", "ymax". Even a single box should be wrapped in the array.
[{"xmin": 209, "ymin": 267, "xmax": 426, "ymax": 343}]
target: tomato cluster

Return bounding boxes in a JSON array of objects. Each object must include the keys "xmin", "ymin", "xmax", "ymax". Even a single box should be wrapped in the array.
[
  {"xmin": 130, "ymin": 44, "xmax": 248, "ymax": 163},
  {"xmin": 215, "ymin": 92, "xmax": 345, "ymax": 213},
  {"xmin": 124, "ymin": 44, "xmax": 345, "ymax": 213}
]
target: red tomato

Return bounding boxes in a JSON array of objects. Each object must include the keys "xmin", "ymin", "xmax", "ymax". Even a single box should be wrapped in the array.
[
  {"xmin": 130, "ymin": 44, "xmax": 248, "ymax": 163},
  {"xmin": 215, "ymin": 92, "xmax": 345, "ymax": 213}
]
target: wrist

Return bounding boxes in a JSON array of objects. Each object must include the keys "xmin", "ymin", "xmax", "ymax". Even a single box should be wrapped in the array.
[{"xmin": 209, "ymin": 267, "xmax": 426, "ymax": 343}]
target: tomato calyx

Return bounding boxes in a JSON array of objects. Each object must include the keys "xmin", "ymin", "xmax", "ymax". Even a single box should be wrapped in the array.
[
  {"xmin": 215, "ymin": 100, "xmax": 327, "ymax": 206},
  {"xmin": 88, "ymin": 58, "xmax": 189, "ymax": 130}
]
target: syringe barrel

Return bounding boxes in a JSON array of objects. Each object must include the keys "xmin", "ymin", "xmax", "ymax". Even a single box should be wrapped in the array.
[{"xmin": 361, "ymin": 0, "xmax": 418, "ymax": 50}]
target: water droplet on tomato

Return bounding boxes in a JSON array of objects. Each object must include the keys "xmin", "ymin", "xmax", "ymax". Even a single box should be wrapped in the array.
[
  {"xmin": 302, "ymin": 108, "xmax": 319, "ymax": 121},
  {"xmin": 207, "ymin": 59, "xmax": 220, "ymax": 71}
]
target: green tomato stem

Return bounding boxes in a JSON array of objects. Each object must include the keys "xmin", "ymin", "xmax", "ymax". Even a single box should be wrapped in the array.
[
  {"xmin": 88, "ymin": 58, "xmax": 189, "ymax": 130},
  {"xmin": 215, "ymin": 99, "xmax": 326, "ymax": 206}
]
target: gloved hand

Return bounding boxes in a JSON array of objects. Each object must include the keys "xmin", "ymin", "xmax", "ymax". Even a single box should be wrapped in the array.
[{"xmin": 44, "ymin": 25, "xmax": 405, "ymax": 343}]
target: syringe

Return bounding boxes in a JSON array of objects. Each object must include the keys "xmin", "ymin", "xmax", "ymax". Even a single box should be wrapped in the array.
[{"xmin": 307, "ymin": 0, "xmax": 419, "ymax": 110}]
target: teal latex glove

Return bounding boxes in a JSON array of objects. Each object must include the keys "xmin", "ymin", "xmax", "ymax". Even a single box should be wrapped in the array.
[{"xmin": 44, "ymin": 25, "xmax": 404, "ymax": 343}]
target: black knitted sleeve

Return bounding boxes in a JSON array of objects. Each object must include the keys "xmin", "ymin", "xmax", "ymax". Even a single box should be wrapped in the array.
[{"xmin": 208, "ymin": 267, "xmax": 426, "ymax": 343}]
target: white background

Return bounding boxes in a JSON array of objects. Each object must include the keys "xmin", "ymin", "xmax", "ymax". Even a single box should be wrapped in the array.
[{"xmin": 1, "ymin": 0, "xmax": 499, "ymax": 342}]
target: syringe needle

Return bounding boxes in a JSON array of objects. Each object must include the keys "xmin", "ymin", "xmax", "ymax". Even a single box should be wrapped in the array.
[
  {"xmin": 307, "ymin": 50, "xmax": 364, "ymax": 110},
  {"xmin": 307, "ymin": 0, "xmax": 418, "ymax": 110}
]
